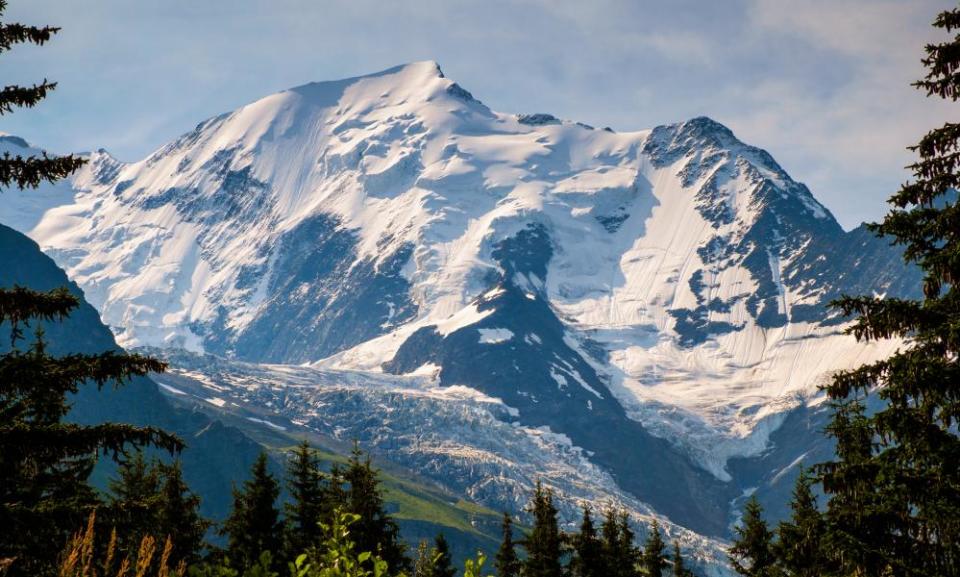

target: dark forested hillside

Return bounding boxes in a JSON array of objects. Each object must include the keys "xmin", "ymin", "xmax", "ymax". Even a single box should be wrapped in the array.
[{"xmin": 0, "ymin": 223, "xmax": 264, "ymax": 521}]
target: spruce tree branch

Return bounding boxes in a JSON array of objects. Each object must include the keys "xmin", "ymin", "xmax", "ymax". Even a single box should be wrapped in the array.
[
  {"xmin": 0, "ymin": 349, "xmax": 168, "ymax": 395},
  {"xmin": 45, "ymin": 351, "xmax": 169, "ymax": 390},
  {"xmin": 0, "ymin": 422, "xmax": 184, "ymax": 458},
  {"xmin": 0, "ymin": 81, "xmax": 57, "ymax": 114},
  {"xmin": 0, "ymin": 286, "xmax": 78, "ymax": 347},
  {"xmin": 830, "ymin": 296, "xmax": 930, "ymax": 341},
  {"xmin": 0, "ymin": 286, "xmax": 78, "ymax": 324},
  {"xmin": 0, "ymin": 21, "xmax": 60, "ymax": 53},
  {"xmin": 0, "ymin": 152, "xmax": 86, "ymax": 190}
]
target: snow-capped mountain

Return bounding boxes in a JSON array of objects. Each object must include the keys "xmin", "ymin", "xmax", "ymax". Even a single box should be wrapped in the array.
[{"xmin": 0, "ymin": 61, "xmax": 919, "ymax": 560}]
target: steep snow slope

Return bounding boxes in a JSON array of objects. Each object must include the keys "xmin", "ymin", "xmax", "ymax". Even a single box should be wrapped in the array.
[{"xmin": 0, "ymin": 62, "xmax": 920, "ymax": 542}]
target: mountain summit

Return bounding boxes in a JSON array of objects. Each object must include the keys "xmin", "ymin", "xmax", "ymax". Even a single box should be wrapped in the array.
[{"xmin": 0, "ymin": 62, "xmax": 919, "ymax": 554}]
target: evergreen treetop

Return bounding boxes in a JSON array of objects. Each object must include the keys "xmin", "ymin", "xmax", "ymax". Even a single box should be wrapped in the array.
[
  {"xmin": 774, "ymin": 471, "xmax": 826, "ymax": 577},
  {"xmin": 616, "ymin": 512, "xmax": 640, "ymax": 577},
  {"xmin": 157, "ymin": 459, "xmax": 209, "ymax": 568},
  {"xmin": 818, "ymin": 5, "xmax": 960, "ymax": 575},
  {"xmin": 343, "ymin": 443, "xmax": 409, "ymax": 573},
  {"xmin": 428, "ymin": 533, "xmax": 456, "ymax": 577},
  {"xmin": 222, "ymin": 452, "xmax": 282, "ymax": 570},
  {"xmin": 728, "ymin": 497, "xmax": 774, "ymax": 577},
  {"xmin": 108, "ymin": 451, "xmax": 163, "ymax": 557},
  {"xmin": 284, "ymin": 440, "xmax": 328, "ymax": 560},
  {"xmin": 522, "ymin": 481, "xmax": 563, "ymax": 577},
  {"xmin": 640, "ymin": 520, "xmax": 667, "ymax": 577},
  {"xmin": 570, "ymin": 506, "xmax": 604, "ymax": 577},
  {"xmin": 493, "ymin": 513, "xmax": 520, "ymax": 577}
]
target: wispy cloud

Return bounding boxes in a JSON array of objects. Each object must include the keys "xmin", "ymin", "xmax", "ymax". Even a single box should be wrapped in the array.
[{"xmin": 2, "ymin": 0, "xmax": 954, "ymax": 228}]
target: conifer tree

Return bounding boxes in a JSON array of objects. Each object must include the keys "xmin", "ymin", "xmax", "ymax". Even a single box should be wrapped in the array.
[
  {"xmin": 522, "ymin": 481, "xmax": 563, "ymax": 577},
  {"xmin": 0, "ymin": 1, "xmax": 85, "ymax": 190},
  {"xmin": 428, "ymin": 533, "xmax": 456, "ymax": 577},
  {"xmin": 0, "ymin": 306, "xmax": 180, "ymax": 576},
  {"xmin": 728, "ymin": 497, "xmax": 775, "ymax": 577},
  {"xmin": 774, "ymin": 471, "xmax": 825, "ymax": 577},
  {"xmin": 493, "ymin": 512, "xmax": 520, "ymax": 577},
  {"xmin": 600, "ymin": 508, "xmax": 639, "ymax": 577},
  {"xmin": 343, "ymin": 443, "xmax": 409, "ymax": 573},
  {"xmin": 324, "ymin": 462, "xmax": 348, "ymax": 516},
  {"xmin": 617, "ymin": 512, "xmax": 641, "ymax": 577},
  {"xmin": 640, "ymin": 520, "xmax": 667, "ymax": 577},
  {"xmin": 601, "ymin": 508, "xmax": 621, "ymax": 576},
  {"xmin": 494, "ymin": 513, "xmax": 520, "ymax": 577},
  {"xmin": 670, "ymin": 541, "xmax": 692, "ymax": 577},
  {"xmin": 108, "ymin": 451, "xmax": 163, "ymax": 557},
  {"xmin": 222, "ymin": 452, "xmax": 281, "ymax": 570},
  {"xmin": 156, "ymin": 459, "xmax": 209, "ymax": 567},
  {"xmin": 283, "ymin": 440, "xmax": 327, "ymax": 560},
  {"xmin": 816, "ymin": 6, "xmax": 960, "ymax": 576},
  {"xmin": 0, "ymin": 6, "xmax": 180, "ymax": 575},
  {"xmin": 570, "ymin": 506, "xmax": 604, "ymax": 577}
]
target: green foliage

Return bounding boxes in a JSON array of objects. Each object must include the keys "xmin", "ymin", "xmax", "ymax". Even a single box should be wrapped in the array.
[
  {"xmin": 493, "ymin": 513, "xmax": 519, "ymax": 577},
  {"xmin": 189, "ymin": 552, "xmax": 278, "ymax": 577},
  {"xmin": 284, "ymin": 441, "xmax": 329, "ymax": 560},
  {"xmin": 639, "ymin": 520, "xmax": 667, "ymax": 577},
  {"xmin": 342, "ymin": 444, "xmax": 410, "ymax": 573},
  {"xmin": 0, "ymin": 285, "xmax": 77, "ymax": 345},
  {"xmin": 521, "ymin": 481, "xmax": 563, "ymax": 577},
  {"xmin": 599, "ymin": 509, "xmax": 639, "ymax": 577},
  {"xmin": 0, "ymin": 0, "xmax": 59, "ymax": 54},
  {"xmin": 815, "ymin": 5, "xmax": 960, "ymax": 576},
  {"xmin": 570, "ymin": 507, "xmax": 603, "ymax": 577},
  {"xmin": 426, "ymin": 534, "xmax": 456, "ymax": 577},
  {"xmin": 774, "ymin": 471, "xmax": 826, "ymax": 577},
  {"xmin": 460, "ymin": 553, "xmax": 491, "ymax": 577},
  {"xmin": 108, "ymin": 451, "xmax": 163, "ymax": 557},
  {"xmin": 0, "ymin": 2, "xmax": 84, "ymax": 187},
  {"xmin": 728, "ymin": 498, "xmax": 774, "ymax": 577},
  {"xmin": 289, "ymin": 511, "xmax": 390, "ymax": 577},
  {"xmin": 158, "ymin": 459, "xmax": 210, "ymax": 567},
  {"xmin": 215, "ymin": 442, "xmax": 412, "ymax": 573},
  {"xmin": 222, "ymin": 452, "xmax": 282, "ymax": 571},
  {"xmin": 107, "ymin": 453, "xmax": 209, "ymax": 569},
  {"xmin": 0, "ymin": 149, "xmax": 87, "ymax": 190}
]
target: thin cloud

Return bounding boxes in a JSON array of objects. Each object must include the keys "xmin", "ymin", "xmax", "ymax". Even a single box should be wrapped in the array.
[{"xmin": 2, "ymin": 0, "xmax": 954, "ymax": 228}]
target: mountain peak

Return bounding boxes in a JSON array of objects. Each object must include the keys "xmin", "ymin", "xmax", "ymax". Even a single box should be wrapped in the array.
[
  {"xmin": 282, "ymin": 60, "xmax": 459, "ymax": 108},
  {"xmin": 680, "ymin": 116, "xmax": 736, "ymax": 142}
]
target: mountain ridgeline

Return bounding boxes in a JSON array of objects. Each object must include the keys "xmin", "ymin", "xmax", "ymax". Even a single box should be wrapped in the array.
[{"xmin": 0, "ymin": 61, "xmax": 920, "ymax": 572}]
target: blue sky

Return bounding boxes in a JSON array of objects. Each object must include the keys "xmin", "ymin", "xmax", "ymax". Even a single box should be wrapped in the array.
[{"xmin": 2, "ymin": 0, "xmax": 955, "ymax": 228}]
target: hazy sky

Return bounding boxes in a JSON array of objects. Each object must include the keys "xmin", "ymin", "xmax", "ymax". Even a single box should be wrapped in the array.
[{"xmin": 2, "ymin": 0, "xmax": 955, "ymax": 229}]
